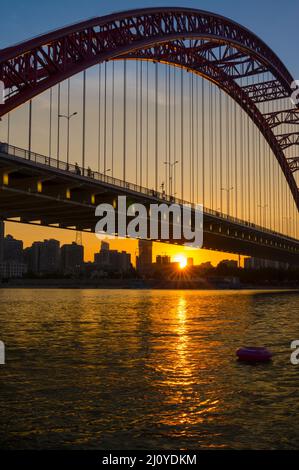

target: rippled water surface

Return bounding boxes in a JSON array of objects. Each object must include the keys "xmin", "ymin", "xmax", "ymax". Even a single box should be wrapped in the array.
[{"xmin": 0, "ymin": 288, "xmax": 299, "ymax": 449}]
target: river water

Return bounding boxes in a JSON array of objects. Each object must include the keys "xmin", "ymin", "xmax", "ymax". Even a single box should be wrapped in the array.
[{"xmin": 0, "ymin": 288, "xmax": 298, "ymax": 449}]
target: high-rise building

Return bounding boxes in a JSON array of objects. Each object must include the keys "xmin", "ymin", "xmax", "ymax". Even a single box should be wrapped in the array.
[
  {"xmin": 218, "ymin": 259, "xmax": 238, "ymax": 269},
  {"xmin": 61, "ymin": 242, "xmax": 84, "ymax": 274},
  {"xmin": 39, "ymin": 239, "xmax": 60, "ymax": 273},
  {"xmin": 3, "ymin": 234, "xmax": 23, "ymax": 263},
  {"xmin": 94, "ymin": 241, "xmax": 131, "ymax": 272},
  {"xmin": 0, "ymin": 230, "xmax": 27, "ymax": 279},
  {"xmin": 136, "ymin": 240, "xmax": 152, "ymax": 273},
  {"xmin": 25, "ymin": 239, "xmax": 60, "ymax": 274},
  {"xmin": 24, "ymin": 242, "xmax": 42, "ymax": 274},
  {"xmin": 101, "ymin": 240, "xmax": 110, "ymax": 252},
  {"xmin": 0, "ymin": 221, "xmax": 4, "ymax": 264},
  {"xmin": 244, "ymin": 257, "xmax": 289, "ymax": 270},
  {"xmin": 94, "ymin": 241, "xmax": 110, "ymax": 267},
  {"xmin": 0, "ymin": 261, "xmax": 27, "ymax": 279},
  {"xmin": 156, "ymin": 255, "xmax": 170, "ymax": 265},
  {"xmin": 119, "ymin": 251, "xmax": 131, "ymax": 272}
]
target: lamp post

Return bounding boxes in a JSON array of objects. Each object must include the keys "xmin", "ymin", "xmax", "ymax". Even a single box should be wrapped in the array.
[
  {"xmin": 102, "ymin": 168, "xmax": 111, "ymax": 181},
  {"xmin": 164, "ymin": 160, "xmax": 179, "ymax": 197},
  {"xmin": 28, "ymin": 100, "xmax": 32, "ymax": 158},
  {"xmin": 58, "ymin": 111, "xmax": 77, "ymax": 167},
  {"xmin": 221, "ymin": 187, "xmax": 234, "ymax": 216}
]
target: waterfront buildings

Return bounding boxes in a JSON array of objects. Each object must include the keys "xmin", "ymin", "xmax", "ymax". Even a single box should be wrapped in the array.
[{"xmin": 61, "ymin": 242, "xmax": 84, "ymax": 274}]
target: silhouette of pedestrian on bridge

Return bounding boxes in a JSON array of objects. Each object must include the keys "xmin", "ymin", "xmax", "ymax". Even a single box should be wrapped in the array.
[{"xmin": 75, "ymin": 162, "xmax": 81, "ymax": 175}]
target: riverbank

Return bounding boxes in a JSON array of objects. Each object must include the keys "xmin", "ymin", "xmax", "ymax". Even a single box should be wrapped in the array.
[{"xmin": 1, "ymin": 278, "xmax": 298, "ymax": 290}]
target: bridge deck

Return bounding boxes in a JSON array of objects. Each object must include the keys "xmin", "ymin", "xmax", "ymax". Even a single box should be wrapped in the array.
[{"xmin": 0, "ymin": 142, "xmax": 298, "ymax": 264}]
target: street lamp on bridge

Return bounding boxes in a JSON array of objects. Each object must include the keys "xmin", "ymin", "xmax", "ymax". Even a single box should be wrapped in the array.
[
  {"xmin": 164, "ymin": 160, "xmax": 179, "ymax": 198},
  {"xmin": 58, "ymin": 111, "xmax": 78, "ymax": 167}
]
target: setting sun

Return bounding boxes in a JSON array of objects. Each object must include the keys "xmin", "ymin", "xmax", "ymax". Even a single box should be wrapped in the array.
[{"xmin": 173, "ymin": 255, "xmax": 188, "ymax": 269}]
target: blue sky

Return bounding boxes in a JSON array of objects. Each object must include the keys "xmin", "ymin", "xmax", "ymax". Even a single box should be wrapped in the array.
[{"xmin": 1, "ymin": 0, "xmax": 299, "ymax": 76}]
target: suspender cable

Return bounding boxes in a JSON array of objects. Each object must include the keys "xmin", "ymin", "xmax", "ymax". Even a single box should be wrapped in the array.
[
  {"xmin": 49, "ymin": 88, "xmax": 52, "ymax": 157},
  {"xmin": 28, "ymin": 99, "xmax": 32, "ymax": 158},
  {"xmin": 209, "ymin": 82, "xmax": 214, "ymax": 210},
  {"xmin": 6, "ymin": 89, "xmax": 10, "ymax": 144},
  {"xmin": 7, "ymin": 113, "xmax": 10, "ymax": 144},
  {"xmin": 173, "ymin": 69, "xmax": 176, "ymax": 197},
  {"xmin": 258, "ymin": 120, "xmax": 262, "ymax": 225},
  {"xmin": 234, "ymin": 99, "xmax": 237, "ymax": 218},
  {"xmin": 229, "ymin": 95, "xmax": 231, "ymax": 215},
  {"xmin": 67, "ymin": 78, "xmax": 70, "ymax": 167},
  {"xmin": 271, "ymin": 90, "xmax": 275, "ymax": 230},
  {"xmin": 111, "ymin": 61, "xmax": 115, "ymax": 177},
  {"xmin": 98, "ymin": 63, "xmax": 101, "ymax": 173},
  {"xmin": 165, "ymin": 66, "xmax": 168, "ymax": 194},
  {"xmin": 180, "ymin": 68, "xmax": 184, "ymax": 200},
  {"xmin": 239, "ymin": 79, "xmax": 243, "ymax": 219},
  {"xmin": 168, "ymin": 65, "xmax": 171, "ymax": 183},
  {"xmin": 155, "ymin": 63, "xmax": 158, "ymax": 191},
  {"xmin": 190, "ymin": 72, "xmax": 194, "ymax": 202},
  {"xmin": 247, "ymin": 76, "xmax": 251, "ymax": 222},
  {"xmin": 140, "ymin": 61, "xmax": 143, "ymax": 187},
  {"xmin": 57, "ymin": 83, "xmax": 60, "ymax": 163},
  {"xmin": 219, "ymin": 88, "xmax": 222, "ymax": 212},
  {"xmin": 189, "ymin": 73, "xmax": 191, "ymax": 201},
  {"xmin": 202, "ymin": 78, "xmax": 205, "ymax": 208},
  {"xmin": 103, "ymin": 62, "xmax": 107, "ymax": 174},
  {"xmin": 243, "ymin": 110, "xmax": 246, "ymax": 220},
  {"xmin": 263, "ymin": 104, "xmax": 268, "ymax": 227},
  {"xmin": 196, "ymin": 76, "xmax": 199, "ymax": 202},
  {"xmin": 252, "ymin": 115, "xmax": 256, "ymax": 221},
  {"xmin": 136, "ymin": 61, "xmax": 139, "ymax": 184},
  {"xmin": 146, "ymin": 61, "xmax": 149, "ymax": 188},
  {"xmin": 82, "ymin": 70, "xmax": 86, "ymax": 174},
  {"xmin": 123, "ymin": 60, "xmax": 127, "ymax": 182}
]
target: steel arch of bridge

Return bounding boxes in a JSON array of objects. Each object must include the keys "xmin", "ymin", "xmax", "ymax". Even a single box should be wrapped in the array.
[{"xmin": 0, "ymin": 7, "xmax": 298, "ymax": 210}]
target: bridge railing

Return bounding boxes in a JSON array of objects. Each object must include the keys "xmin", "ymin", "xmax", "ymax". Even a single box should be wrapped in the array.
[{"xmin": 0, "ymin": 141, "xmax": 297, "ymax": 243}]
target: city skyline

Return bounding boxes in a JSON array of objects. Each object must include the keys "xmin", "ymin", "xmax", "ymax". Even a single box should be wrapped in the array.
[{"xmin": 1, "ymin": 226, "xmax": 293, "ymax": 280}]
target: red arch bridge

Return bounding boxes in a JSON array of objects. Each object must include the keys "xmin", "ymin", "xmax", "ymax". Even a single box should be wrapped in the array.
[{"xmin": 0, "ymin": 7, "xmax": 298, "ymax": 263}]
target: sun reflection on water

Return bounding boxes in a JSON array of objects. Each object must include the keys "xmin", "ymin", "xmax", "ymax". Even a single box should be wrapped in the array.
[{"xmin": 150, "ymin": 294, "xmax": 221, "ymax": 430}]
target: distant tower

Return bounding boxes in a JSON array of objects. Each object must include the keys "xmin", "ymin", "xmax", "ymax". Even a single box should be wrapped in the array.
[
  {"xmin": 76, "ymin": 230, "xmax": 82, "ymax": 246},
  {"xmin": 101, "ymin": 240, "xmax": 110, "ymax": 251}
]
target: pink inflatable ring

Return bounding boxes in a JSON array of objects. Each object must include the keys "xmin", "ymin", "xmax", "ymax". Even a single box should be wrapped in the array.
[{"xmin": 236, "ymin": 346, "xmax": 272, "ymax": 363}]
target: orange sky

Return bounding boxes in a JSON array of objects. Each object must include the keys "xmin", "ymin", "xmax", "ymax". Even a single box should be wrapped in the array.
[
  {"xmin": 1, "ymin": 62, "xmax": 297, "ymax": 241},
  {"xmin": 2, "ymin": 63, "xmax": 295, "ymax": 258},
  {"xmin": 5, "ymin": 220, "xmax": 242, "ymax": 267}
]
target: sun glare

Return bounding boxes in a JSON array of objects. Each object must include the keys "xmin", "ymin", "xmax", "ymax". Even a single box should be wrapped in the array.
[{"xmin": 173, "ymin": 255, "xmax": 187, "ymax": 269}]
